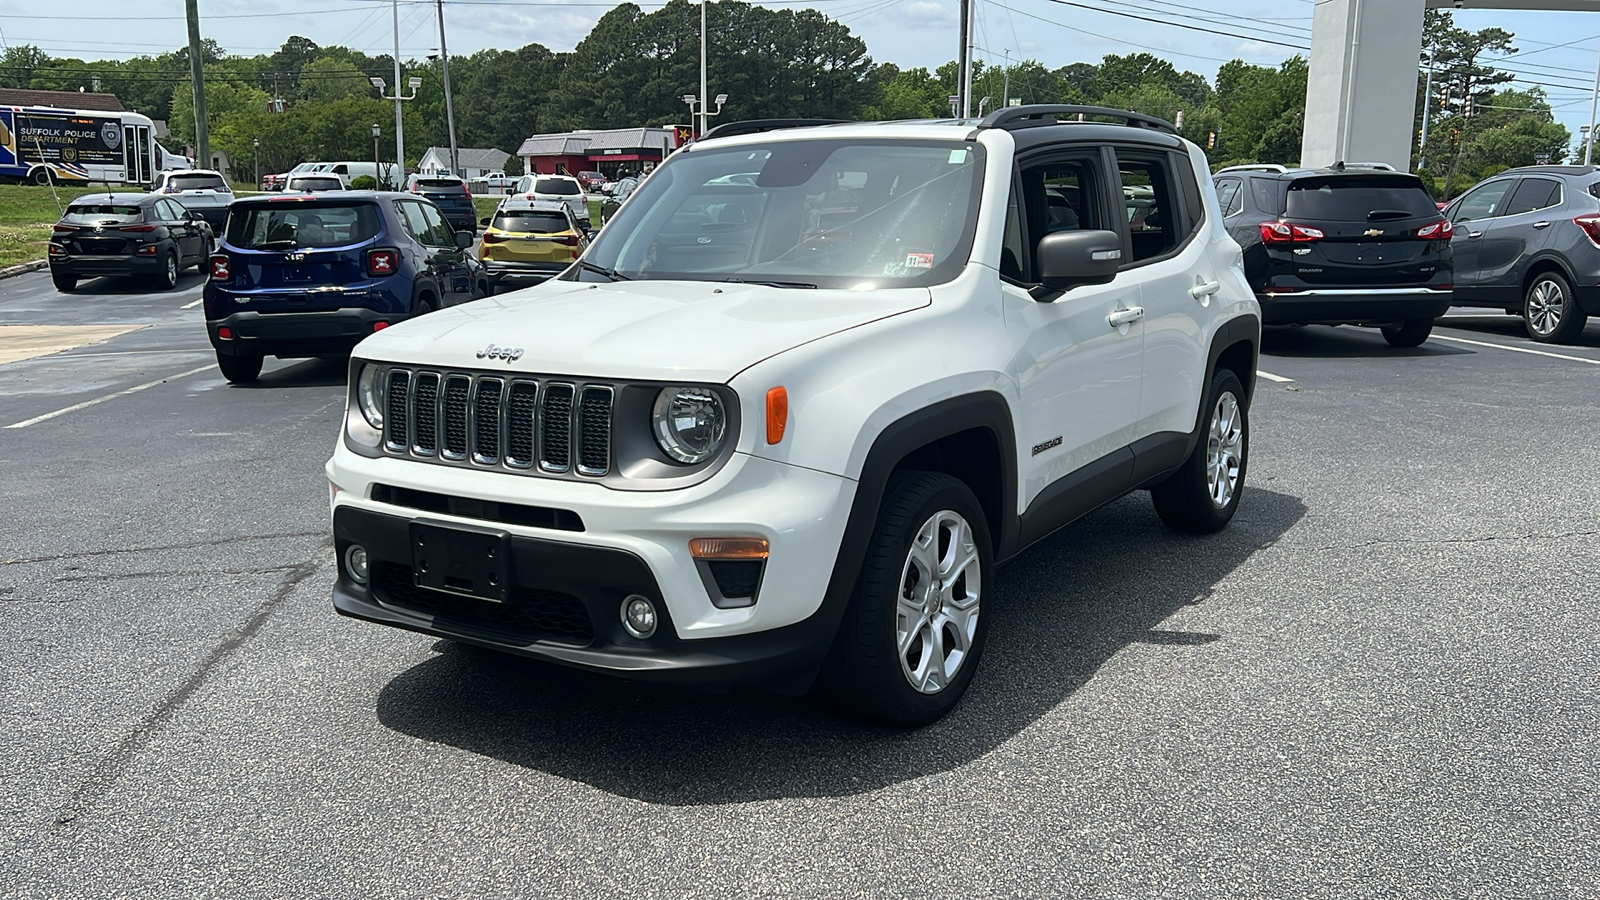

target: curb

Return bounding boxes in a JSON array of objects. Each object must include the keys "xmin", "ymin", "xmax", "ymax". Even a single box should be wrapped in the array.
[{"xmin": 0, "ymin": 260, "xmax": 47, "ymax": 281}]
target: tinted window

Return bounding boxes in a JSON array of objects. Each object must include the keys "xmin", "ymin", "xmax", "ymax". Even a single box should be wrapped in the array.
[
  {"xmin": 1017, "ymin": 155, "xmax": 1105, "ymax": 280},
  {"xmin": 1452, "ymin": 180, "xmax": 1514, "ymax": 223},
  {"xmin": 1215, "ymin": 178, "xmax": 1243, "ymax": 216},
  {"xmin": 494, "ymin": 211, "xmax": 571, "ymax": 233},
  {"xmin": 226, "ymin": 202, "xmax": 382, "ymax": 248},
  {"xmin": 167, "ymin": 173, "xmax": 229, "ymax": 191},
  {"xmin": 1502, "ymin": 178, "xmax": 1561, "ymax": 216},
  {"xmin": 535, "ymin": 178, "xmax": 582, "ymax": 195},
  {"xmin": 1118, "ymin": 155, "xmax": 1179, "ymax": 262},
  {"xmin": 288, "ymin": 176, "xmax": 344, "ymax": 192},
  {"xmin": 157, "ymin": 199, "xmax": 185, "ymax": 220},
  {"xmin": 414, "ymin": 178, "xmax": 465, "ymax": 191},
  {"xmin": 417, "ymin": 202, "xmax": 456, "ymax": 246},
  {"xmin": 1285, "ymin": 174, "xmax": 1437, "ymax": 221},
  {"xmin": 64, "ymin": 204, "xmax": 143, "ymax": 224}
]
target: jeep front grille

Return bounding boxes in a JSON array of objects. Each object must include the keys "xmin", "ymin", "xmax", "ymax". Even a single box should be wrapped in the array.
[{"xmin": 382, "ymin": 368, "xmax": 614, "ymax": 478}]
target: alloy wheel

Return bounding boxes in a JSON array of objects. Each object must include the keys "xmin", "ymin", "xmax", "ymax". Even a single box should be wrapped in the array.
[
  {"xmin": 1527, "ymin": 279, "xmax": 1564, "ymax": 337},
  {"xmin": 1206, "ymin": 392, "xmax": 1244, "ymax": 509},
  {"xmin": 895, "ymin": 509, "xmax": 982, "ymax": 694}
]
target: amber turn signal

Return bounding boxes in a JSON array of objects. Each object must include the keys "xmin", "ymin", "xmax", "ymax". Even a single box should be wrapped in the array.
[
  {"xmin": 689, "ymin": 538, "xmax": 770, "ymax": 560},
  {"xmin": 766, "ymin": 386, "xmax": 788, "ymax": 445}
]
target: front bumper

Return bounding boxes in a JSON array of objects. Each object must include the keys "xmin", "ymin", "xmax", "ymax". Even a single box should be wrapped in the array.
[
  {"xmin": 326, "ymin": 448, "xmax": 857, "ymax": 685},
  {"xmin": 1258, "ymin": 288, "xmax": 1454, "ymax": 326},
  {"xmin": 209, "ymin": 308, "xmax": 392, "ymax": 357}
]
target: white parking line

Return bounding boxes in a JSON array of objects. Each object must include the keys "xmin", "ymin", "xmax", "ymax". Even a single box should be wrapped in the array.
[
  {"xmin": 181, "ymin": 298, "xmax": 203, "ymax": 309},
  {"xmin": 5, "ymin": 363, "xmax": 214, "ymax": 429},
  {"xmin": 1256, "ymin": 370, "xmax": 1294, "ymax": 383},
  {"xmin": 1430, "ymin": 334, "xmax": 1600, "ymax": 366}
]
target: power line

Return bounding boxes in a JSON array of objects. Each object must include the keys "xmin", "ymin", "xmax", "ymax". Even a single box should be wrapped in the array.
[{"xmin": 1039, "ymin": 0, "xmax": 1308, "ymax": 51}]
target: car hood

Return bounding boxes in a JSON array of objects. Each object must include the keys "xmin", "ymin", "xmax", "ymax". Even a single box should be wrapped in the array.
[{"xmin": 355, "ymin": 279, "xmax": 932, "ymax": 382}]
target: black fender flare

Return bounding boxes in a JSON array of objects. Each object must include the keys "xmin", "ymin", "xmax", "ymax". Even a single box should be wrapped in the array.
[
  {"xmin": 810, "ymin": 391, "xmax": 1019, "ymax": 652},
  {"xmin": 410, "ymin": 277, "xmax": 441, "ymax": 315}
]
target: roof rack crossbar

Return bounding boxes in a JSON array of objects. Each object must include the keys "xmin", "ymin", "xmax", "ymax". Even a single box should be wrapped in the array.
[
  {"xmin": 1331, "ymin": 161, "xmax": 1397, "ymax": 171},
  {"xmin": 977, "ymin": 104, "xmax": 1177, "ymax": 134},
  {"xmin": 697, "ymin": 118, "xmax": 848, "ymax": 142}
]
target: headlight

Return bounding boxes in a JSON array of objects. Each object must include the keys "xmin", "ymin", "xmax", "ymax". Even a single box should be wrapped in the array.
[
  {"xmin": 356, "ymin": 363, "xmax": 386, "ymax": 429},
  {"xmin": 652, "ymin": 386, "xmax": 727, "ymax": 464}
]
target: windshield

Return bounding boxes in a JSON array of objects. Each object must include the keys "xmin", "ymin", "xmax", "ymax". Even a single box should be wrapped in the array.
[
  {"xmin": 65, "ymin": 204, "xmax": 144, "ymax": 224},
  {"xmin": 1285, "ymin": 175, "xmax": 1437, "ymax": 221},
  {"xmin": 535, "ymin": 178, "xmax": 582, "ymax": 195},
  {"xmin": 168, "ymin": 173, "xmax": 229, "ymax": 191},
  {"xmin": 226, "ymin": 202, "xmax": 382, "ymax": 249},
  {"xmin": 494, "ymin": 210, "xmax": 570, "ymax": 233},
  {"xmin": 576, "ymin": 139, "xmax": 984, "ymax": 289}
]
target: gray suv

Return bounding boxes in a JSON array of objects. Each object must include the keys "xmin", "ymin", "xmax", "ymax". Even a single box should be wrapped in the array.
[{"xmin": 1446, "ymin": 165, "xmax": 1600, "ymax": 343}]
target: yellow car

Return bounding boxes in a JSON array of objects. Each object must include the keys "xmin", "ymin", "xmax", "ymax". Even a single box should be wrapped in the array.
[{"xmin": 477, "ymin": 202, "xmax": 589, "ymax": 293}]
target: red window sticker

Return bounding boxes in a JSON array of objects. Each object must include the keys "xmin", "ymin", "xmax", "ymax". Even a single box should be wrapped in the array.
[{"xmin": 905, "ymin": 252, "xmax": 935, "ymax": 269}]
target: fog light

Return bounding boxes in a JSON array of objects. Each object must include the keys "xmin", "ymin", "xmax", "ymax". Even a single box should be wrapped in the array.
[
  {"xmin": 344, "ymin": 544, "xmax": 370, "ymax": 584},
  {"xmin": 217, "ymin": 326, "xmax": 233, "ymax": 340},
  {"xmin": 620, "ymin": 594, "xmax": 657, "ymax": 639}
]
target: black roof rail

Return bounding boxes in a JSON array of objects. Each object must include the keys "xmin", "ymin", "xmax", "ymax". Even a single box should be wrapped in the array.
[
  {"xmin": 978, "ymin": 104, "xmax": 1177, "ymax": 135},
  {"xmin": 697, "ymin": 118, "xmax": 848, "ymax": 142}
]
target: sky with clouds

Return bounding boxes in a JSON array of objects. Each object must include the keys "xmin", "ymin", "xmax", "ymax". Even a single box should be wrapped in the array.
[{"xmin": 3, "ymin": 1, "xmax": 1600, "ymax": 148}]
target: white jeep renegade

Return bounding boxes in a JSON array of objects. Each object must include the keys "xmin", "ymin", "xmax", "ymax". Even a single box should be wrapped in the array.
[{"xmin": 327, "ymin": 106, "xmax": 1261, "ymax": 726}]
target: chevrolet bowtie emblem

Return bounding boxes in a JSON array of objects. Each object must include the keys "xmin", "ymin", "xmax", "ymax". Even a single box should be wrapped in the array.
[{"xmin": 1364, "ymin": 228, "xmax": 1383, "ymax": 237}]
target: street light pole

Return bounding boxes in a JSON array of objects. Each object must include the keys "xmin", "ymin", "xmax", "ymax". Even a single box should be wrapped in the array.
[
  {"xmin": 372, "ymin": 123, "xmax": 382, "ymax": 188},
  {"xmin": 436, "ymin": 0, "xmax": 459, "ymax": 174},
  {"xmin": 392, "ymin": 0, "xmax": 404, "ymax": 177},
  {"xmin": 370, "ymin": 75, "xmax": 421, "ymax": 186},
  {"xmin": 1586, "ymin": 38, "xmax": 1600, "ymax": 166},
  {"xmin": 699, "ymin": 0, "xmax": 709, "ymax": 138},
  {"xmin": 252, "ymin": 137, "xmax": 259, "ymax": 189},
  {"xmin": 1418, "ymin": 51, "xmax": 1435, "ymax": 170}
]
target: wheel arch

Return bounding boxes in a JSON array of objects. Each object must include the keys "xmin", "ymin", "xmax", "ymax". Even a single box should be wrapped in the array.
[
  {"xmin": 1521, "ymin": 255, "xmax": 1574, "ymax": 295},
  {"xmin": 1207, "ymin": 313, "xmax": 1260, "ymax": 407}
]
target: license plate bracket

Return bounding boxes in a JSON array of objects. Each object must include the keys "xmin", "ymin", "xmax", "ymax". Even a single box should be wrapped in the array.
[{"xmin": 409, "ymin": 520, "xmax": 513, "ymax": 603}]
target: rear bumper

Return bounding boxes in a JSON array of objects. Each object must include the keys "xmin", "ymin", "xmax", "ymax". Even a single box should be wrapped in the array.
[
  {"xmin": 1258, "ymin": 288, "xmax": 1454, "ymax": 325},
  {"xmin": 209, "ymin": 308, "xmax": 394, "ymax": 358},
  {"xmin": 49, "ymin": 253, "xmax": 165, "ymax": 276},
  {"xmin": 483, "ymin": 260, "xmax": 570, "ymax": 283}
]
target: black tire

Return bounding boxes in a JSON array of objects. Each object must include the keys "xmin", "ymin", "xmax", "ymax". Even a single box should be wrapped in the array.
[
  {"xmin": 1381, "ymin": 318, "xmax": 1433, "ymax": 348},
  {"xmin": 1523, "ymin": 271, "xmax": 1587, "ymax": 344},
  {"xmin": 472, "ymin": 280, "xmax": 490, "ymax": 301},
  {"xmin": 821, "ymin": 471, "xmax": 992, "ymax": 728},
  {"xmin": 51, "ymin": 271, "xmax": 77, "ymax": 292},
  {"xmin": 1151, "ymin": 369, "xmax": 1249, "ymax": 534},
  {"xmin": 30, "ymin": 168, "xmax": 53, "ymax": 186},
  {"xmin": 216, "ymin": 352, "xmax": 263, "ymax": 384},
  {"xmin": 152, "ymin": 251, "xmax": 179, "ymax": 291},
  {"xmin": 414, "ymin": 295, "xmax": 438, "ymax": 316},
  {"xmin": 486, "ymin": 277, "xmax": 502, "ymax": 296}
]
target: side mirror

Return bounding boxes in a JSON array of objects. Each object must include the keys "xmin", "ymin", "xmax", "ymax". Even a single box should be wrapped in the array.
[
  {"xmin": 185, "ymin": 210, "xmax": 200, "ymax": 221},
  {"xmin": 1034, "ymin": 229, "xmax": 1122, "ymax": 296},
  {"xmin": 480, "ymin": 217, "xmax": 491, "ymax": 227},
  {"xmin": 454, "ymin": 230, "xmax": 474, "ymax": 250}
]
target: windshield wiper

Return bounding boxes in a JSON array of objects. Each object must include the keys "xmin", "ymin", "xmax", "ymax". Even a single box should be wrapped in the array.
[
  {"xmin": 576, "ymin": 260, "xmax": 629, "ymax": 281},
  {"xmin": 723, "ymin": 277, "xmax": 817, "ymax": 289}
]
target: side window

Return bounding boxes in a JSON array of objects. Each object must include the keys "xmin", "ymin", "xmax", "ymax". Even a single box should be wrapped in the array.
[
  {"xmin": 154, "ymin": 199, "xmax": 177, "ymax": 221},
  {"xmin": 1015, "ymin": 155, "xmax": 1104, "ymax": 282},
  {"xmin": 1250, "ymin": 178, "xmax": 1280, "ymax": 216},
  {"xmin": 417, "ymin": 202, "xmax": 455, "ymax": 246},
  {"xmin": 1116, "ymin": 154, "xmax": 1179, "ymax": 264},
  {"xmin": 1171, "ymin": 152, "xmax": 1205, "ymax": 236},
  {"xmin": 1215, "ymin": 178, "xmax": 1242, "ymax": 217},
  {"xmin": 394, "ymin": 200, "xmax": 431, "ymax": 244},
  {"xmin": 1502, "ymin": 178, "xmax": 1561, "ymax": 216},
  {"xmin": 1452, "ymin": 180, "xmax": 1513, "ymax": 223}
]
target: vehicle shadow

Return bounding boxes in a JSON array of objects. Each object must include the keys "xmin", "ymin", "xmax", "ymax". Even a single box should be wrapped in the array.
[
  {"xmin": 374, "ymin": 488, "xmax": 1307, "ymax": 805},
  {"xmin": 70, "ymin": 272, "xmax": 207, "ymax": 295},
  {"xmin": 1260, "ymin": 324, "xmax": 1472, "ymax": 358},
  {"xmin": 235, "ymin": 357, "xmax": 347, "ymax": 388},
  {"xmin": 1436, "ymin": 313, "xmax": 1600, "ymax": 347}
]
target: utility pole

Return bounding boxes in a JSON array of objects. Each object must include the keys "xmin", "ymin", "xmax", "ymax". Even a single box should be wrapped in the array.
[
  {"xmin": 1418, "ymin": 51, "xmax": 1434, "ymax": 170},
  {"xmin": 436, "ymin": 0, "xmax": 459, "ymax": 174},
  {"xmin": 1002, "ymin": 48, "xmax": 1010, "ymax": 109},
  {"xmin": 392, "ymin": 0, "xmax": 405, "ymax": 179},
  {"xmin": 184, "ymin": 0, "xmax": 209, "ymax": 171},
  {"xmin": 963, "ymin": 0, "xmax": 975, "ymax": 118},
  {"xmin": 700, "ymin": 0, "xmax": 709, "ymax": 137},
  {"xmin": 1587, "ymin": 37, "xmax": 1600, "ymax": 166},
  {"xmin": 957, "ymin": 0, "xmax": 969, "ymax": 118}
]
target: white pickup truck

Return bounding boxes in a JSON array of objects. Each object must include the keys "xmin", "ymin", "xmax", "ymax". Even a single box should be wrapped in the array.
[{"xmin": 476, "ymin": 171, "xmax": 516, "ymax": 194}]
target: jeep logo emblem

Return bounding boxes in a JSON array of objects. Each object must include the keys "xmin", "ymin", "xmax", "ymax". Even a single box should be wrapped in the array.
[{"xmin": 477, "ymin": 343, "xmax": 524, "ymax": 362}]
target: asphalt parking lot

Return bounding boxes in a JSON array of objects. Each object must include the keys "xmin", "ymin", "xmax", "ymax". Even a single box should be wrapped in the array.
[{"xmin": 2, "ymin": 270, "xmax": 1597, "ymax": 897}]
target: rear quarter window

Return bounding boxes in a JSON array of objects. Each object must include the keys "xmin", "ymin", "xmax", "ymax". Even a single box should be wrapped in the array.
[
  {"xmin": 1285, "ymin": 175, "xmax": 1438, "ymax": 221},
  {"xmin": 226, "ymin": 203, "xmax": 382, "ymax": 248}
]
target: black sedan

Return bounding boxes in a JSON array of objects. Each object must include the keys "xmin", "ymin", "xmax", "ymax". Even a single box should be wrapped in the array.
[{"xmin": 47, "ymin": 193, "xmax": 214, "ymax": 292}]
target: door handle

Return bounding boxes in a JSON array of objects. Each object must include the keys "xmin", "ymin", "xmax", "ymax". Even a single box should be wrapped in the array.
[
  {"xmin": 1533, "ymin": 220, "xmax": 1551, "ymax": 229},
  {"xmin": 1190, "ymin": 280, "xmax": 1221, "ymax": 299},
  {"xmin": 1467, "ymin": 231, "xmax": 1483, "ymax": 238},
  {"xmin": 1107, "ymin": 306, "xmax": 1144, "ymax": 328}
]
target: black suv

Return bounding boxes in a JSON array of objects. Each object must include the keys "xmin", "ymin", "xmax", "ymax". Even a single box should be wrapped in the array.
[
  {"xmin": 1215, "ymin": 164, "xmax": 1453, "ymax": 347},
  {"xmin": 1444, "ymin": 165, "xmax": 1600, "ymax": 343}
]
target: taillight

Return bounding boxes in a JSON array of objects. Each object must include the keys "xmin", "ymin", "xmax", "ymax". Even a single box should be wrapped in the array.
[
  {"xmin": 122, "ymin": 224, "xmax": 157, "ymax": 233},
  {"xmin": 481, "ymin": 233, "xmax": 507, "ymax": 244},
  {"xmin": 1575, "ymin": 215, "xmax": 1600, "ymax": 246},
  {"xmin": 555, "ymin": 234, "xmax": 580, "ymax": 246},
  {"xmin": 1416, "ymin": 219, "xmax": 1454, "ymax": 240},
  {"xmin": 367, "ymin": 249, "xmax": 399, "ymax": 277},
  {"xmin": 210, "ymin": 255, "xmax": 230, "ymax": 281},
  {"xmin": 1259, "ymin": 221, "xmax": 1324, "ymax": 244},
  {"xmin": 52, "ymin": 223, "xmax": 77, "ymax": 233}
]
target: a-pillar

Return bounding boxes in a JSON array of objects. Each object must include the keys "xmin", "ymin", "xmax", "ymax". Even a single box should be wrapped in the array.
[{"xmin": 1301, "ymin": 0, "xmax": 1427, "ymax": 171}]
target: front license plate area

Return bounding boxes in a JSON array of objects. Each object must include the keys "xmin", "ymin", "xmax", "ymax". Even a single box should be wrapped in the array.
[{"xmin": 409, "ymin": 520, "xmax": 512, "ymax": 603}]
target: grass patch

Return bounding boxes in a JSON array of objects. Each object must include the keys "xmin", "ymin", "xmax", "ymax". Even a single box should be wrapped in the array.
[
  {"xmin": 0, "ymin": 183, "xmax": 147, "ymax": 268},
  {"xmin": 471, "ymin": 195, "xmax": 606, "ymax": 226}
]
